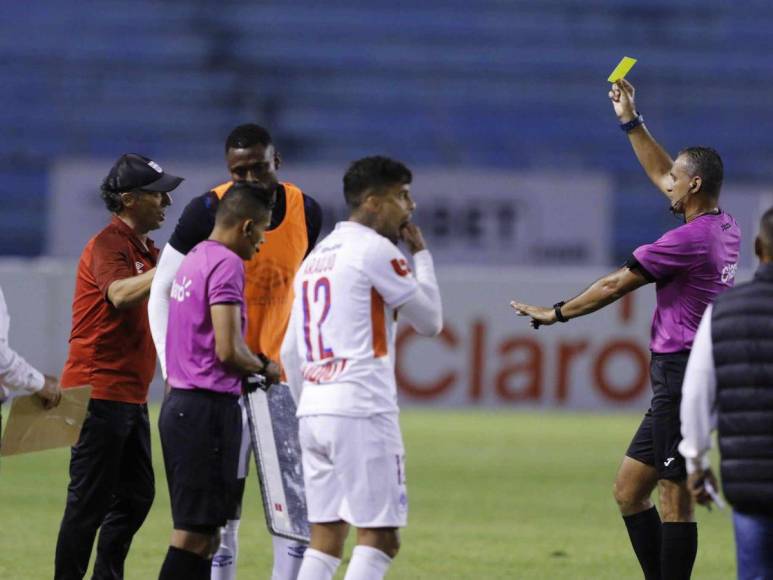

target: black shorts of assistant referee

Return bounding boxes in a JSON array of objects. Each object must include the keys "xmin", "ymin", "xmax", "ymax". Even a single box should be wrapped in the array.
[
  {"xmin": 159, "ymin": 388, "xmax": 242, "ymax": 534},
  {"xmin": 626, "ymin": 352, "xmax": 690, "ymax": 481}
]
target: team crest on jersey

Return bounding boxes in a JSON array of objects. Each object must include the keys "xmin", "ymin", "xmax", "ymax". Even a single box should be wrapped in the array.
[
  {"xmin": 135, "ymin": 261, "xmax": 145, "ymax": 273},
  {"xmin": 390, "ymin": 258, "xmax": 411, "ymax": 277}
]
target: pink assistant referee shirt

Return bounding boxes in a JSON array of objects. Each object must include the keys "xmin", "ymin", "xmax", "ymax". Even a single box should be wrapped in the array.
[{"xmin": 166, "ymin": 240, "xmax": 246, "ymax": 396}]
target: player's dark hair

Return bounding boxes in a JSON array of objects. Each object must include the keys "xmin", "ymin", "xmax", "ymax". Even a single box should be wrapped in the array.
[
  {"xmin": 759, "ymin": 206, "xmax": 773, "ymax": 249},
  {"xmin": 215, "ymin": 182, "xmax": 275, "ymax": 228},
  {"xmin": 343, "ymin": 156, "xmax": 412, "ymax": 209},
  {"xmin": 678, "ymin": 146, "xmax": 724, "ymax": 198},
  {"xmin": 225, "ymin": 124, "xmax": 273, "ymax": 152}
]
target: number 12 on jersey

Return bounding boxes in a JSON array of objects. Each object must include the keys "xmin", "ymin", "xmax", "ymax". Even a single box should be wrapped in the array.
[{"xmin": 302, "ymin": 277, "xmax": 334, "ymax": 361}]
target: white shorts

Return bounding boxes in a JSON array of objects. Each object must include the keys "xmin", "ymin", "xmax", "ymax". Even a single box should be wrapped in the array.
[{"xmin": 299, "ymin": 413, "xmax": 407, "ymax": 528}]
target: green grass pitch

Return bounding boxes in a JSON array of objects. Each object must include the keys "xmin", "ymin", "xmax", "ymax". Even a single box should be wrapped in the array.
[{"xmin": 0, "ymin": 408, "xmax": 735, "ymax": 579}]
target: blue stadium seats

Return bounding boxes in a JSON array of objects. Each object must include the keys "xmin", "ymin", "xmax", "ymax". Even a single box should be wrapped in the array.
[{"xmin": 1, "ymin": 0, "xmax": 773, "ymax": 255}]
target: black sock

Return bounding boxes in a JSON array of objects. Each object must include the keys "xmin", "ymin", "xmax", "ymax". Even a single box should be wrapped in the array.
[
  {"xmin": 159, "ymin": 546, "xmax": 211, "ymax": 580},
  {"xmin": 623, "ymin": 506, "xmax": 663, "ymax": 580},
  {"xmin": 661, "ymin": 522, "xmax": 697, "ymax": 580}
]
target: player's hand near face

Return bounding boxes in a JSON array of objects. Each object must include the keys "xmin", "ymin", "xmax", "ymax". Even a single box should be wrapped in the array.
[
  {"xmin": 609, "ymin": 79, "xmax": 637, "ymax": 123},
  {"xmin": 400, "ymin": 223, "xmax": 426, "ymax": 255},
  {"xmin": 36, "ymin": 374, "xmax": 62, "ymax": 409},
  {"xmin": 687, "ymin": 467, "xmax": 719, "ymax": 508},
  {"xmin": 510, "ymin": 301, "xmax": 557, "ymax": 329}
]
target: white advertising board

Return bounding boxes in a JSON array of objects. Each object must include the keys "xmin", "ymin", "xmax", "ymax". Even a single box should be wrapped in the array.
[
  {"xmin": 0, "ymin": 261, "xmax": 756, "ymax": 410},
  {"xmin": 48, "ymin": 160, "xmax": 612, "ymax": 266},
  {"xmin": 395, "ymin": 268, "xmax": 659, "ymax": 410}
]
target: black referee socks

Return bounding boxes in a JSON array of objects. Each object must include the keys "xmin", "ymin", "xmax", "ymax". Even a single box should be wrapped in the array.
[
  {"xmin": 623, "ymin": 506, "xmax": 662, "ymax": 580},
  {"xmin": 159, "ymin": 546, "xmax": 211, "ymax": 580},
  {"xmin": 661, "ymin": 522, "xmax": 697, "ymax": 580}
]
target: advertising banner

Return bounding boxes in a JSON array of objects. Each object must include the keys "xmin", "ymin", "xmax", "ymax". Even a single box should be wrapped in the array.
[
  {"xmin": 0, "ymin": 261, "xmax": 755, "ymax": 410},
  {"xmin": 396, "ymin": 268, "xmax": 659, "ymax": 410},
  {"xmin": 48, "ymin": 160, "xmax": 612, "ymax": 266}
]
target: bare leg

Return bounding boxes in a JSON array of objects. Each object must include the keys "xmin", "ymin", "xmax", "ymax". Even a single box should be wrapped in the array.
[
  {"xmin": 297, "ymin": 521, "xmax": 349, "ymax": 580},
  {"xmin": 658, "ymin": 480, "xmax": 694, "ymax": 522},
  {"xmin": 615, "ymin": 456, "xmax": 663, "ymax": 580},
  {"xmin": 309, "ymin": 521, "xmax": 349, "ymax": 558},
  {"xmin": 614, "ymin": 456, "xmax": 659, "ymax": 515},
  {"xmin": 343, "ymin": 528, "xmax": 399, "ymax": 580}
]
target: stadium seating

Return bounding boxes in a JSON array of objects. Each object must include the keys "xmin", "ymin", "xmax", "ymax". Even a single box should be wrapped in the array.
[{"xmin": 2, "ymin": 0, "xmax": 772, "ymax": 257}]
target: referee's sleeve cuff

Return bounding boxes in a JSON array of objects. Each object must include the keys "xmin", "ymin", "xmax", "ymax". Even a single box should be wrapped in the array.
[{"xmin": 624, "ymin": 256, "xmax": 656, "ymax": 283}]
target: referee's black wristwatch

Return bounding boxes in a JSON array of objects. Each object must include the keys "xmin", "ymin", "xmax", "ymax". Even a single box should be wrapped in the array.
[
  {"xmin": 553, "ymin": 301, "xmax": 569, "ymax": 323},
  {"xmin": 620, "ymin": 112, "xmax": 644, "ymax": 133}
]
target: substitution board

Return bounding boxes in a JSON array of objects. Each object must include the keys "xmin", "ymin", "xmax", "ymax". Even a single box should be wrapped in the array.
[{"xmin": 244, "ymin": 383, "xmax": 310, "ymax": 543}]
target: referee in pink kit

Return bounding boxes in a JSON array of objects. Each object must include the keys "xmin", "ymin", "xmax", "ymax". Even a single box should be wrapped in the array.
[
  {"xmin": 158, "ymin": 182, "xmax": 279, "ymax": 579},
  {"xmin": 511, "ymin": 78, "xmax": 741, "ymax": 580}
]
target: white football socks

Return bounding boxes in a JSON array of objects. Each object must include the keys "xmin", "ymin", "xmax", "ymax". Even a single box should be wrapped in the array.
[
  {"xmin": 296, "ymin": 548, "xmax": 341, "ymax": 580},
  {"xmin": 271, "ymin": 536, "xmax": 307, "ymax": 580},
  {"xmin": 343, "ymin": 546, "xmax": 392, "ymax": 580},
  {"xmin": 211, "ymin": 518, "xmax": 240, "ymax": 580}
]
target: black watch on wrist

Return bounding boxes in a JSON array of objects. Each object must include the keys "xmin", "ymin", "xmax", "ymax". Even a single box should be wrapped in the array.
[
  {"xmin": 553, "ymin": 301, "xmax": 569, "ymax": 323},
  {"xmin": 620, "ymin": 112, "xmax": 644, "ymax": 133}
]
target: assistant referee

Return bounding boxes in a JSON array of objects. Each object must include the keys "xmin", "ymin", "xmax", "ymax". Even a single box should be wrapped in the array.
[{"xmin": 158, "ymin": 182, "xmax": 279, "ymax": 579}]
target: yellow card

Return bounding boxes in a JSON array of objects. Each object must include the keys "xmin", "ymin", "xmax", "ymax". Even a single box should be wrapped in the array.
[{"xmin": 608, "ymin": 56, "xmax": 637, "ymax": 83}]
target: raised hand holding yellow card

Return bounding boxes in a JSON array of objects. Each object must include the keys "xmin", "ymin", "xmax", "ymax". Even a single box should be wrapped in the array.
[{"xmin": 608, "ymin": 57, "xmax": 637, "ymax": 83}]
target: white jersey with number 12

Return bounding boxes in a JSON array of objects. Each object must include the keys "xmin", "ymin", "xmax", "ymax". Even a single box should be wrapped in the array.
[{"xmin": 291, "ymin": 221, "xmax": 419, "ymax": 417}]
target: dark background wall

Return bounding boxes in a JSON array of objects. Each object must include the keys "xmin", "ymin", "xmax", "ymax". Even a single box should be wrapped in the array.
[{"xmin": 2, "ymin": 0, "xmax": 772, "ymax": 259}]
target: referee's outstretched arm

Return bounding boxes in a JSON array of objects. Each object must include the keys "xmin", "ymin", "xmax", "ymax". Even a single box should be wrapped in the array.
[
  {"xmin": 510, "ymin": 265, "xmax": 650, "ymax": 328},
  {"xmin": 610, "ymin": 79, "xmax": 676, "ymax": 201}
]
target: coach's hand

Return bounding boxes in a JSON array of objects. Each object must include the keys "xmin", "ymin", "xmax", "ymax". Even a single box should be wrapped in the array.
[
  {"xmin": 36, "ymin": 374, "xmax": 62, "ymax": 410},
  {"xmin": 687, "ymin": 467, "xmax": 719, "ymax": 508},
  {"xmin": 510, "ymin": 301, "xmax": 556, "ymax": 329},
  {"xmin": 609, "ymin": 79, "xmax": 637, "ymax": 123},
  {"xmin": 400, "ymin": 223, "xmax": 426, "ymax": 255}
]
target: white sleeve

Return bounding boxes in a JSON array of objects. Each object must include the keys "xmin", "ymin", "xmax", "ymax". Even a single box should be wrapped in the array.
[
  {"xmin": 148, "ymin": 244, "xmax": 185, "ymax": 379},
  {"xmin": 280, "ymin": 300, "xmax": 304, "ymax": 405},
  {"xmin": 0, "ymin": 287, "xmax": 44, "ymax": 394},
  {"xmin": 678, "ymin": 304, "xmax": 717, "ymax": 474},
  {"xmin": 365, "ymin": 237, "xmax": 420, "ymax": 308},
  {"xmin": 398, "ymin": 250, "xmax": 443, "ymax": 336}
]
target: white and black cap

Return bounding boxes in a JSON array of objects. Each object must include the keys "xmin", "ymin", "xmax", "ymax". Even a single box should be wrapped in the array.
[{"xmin": 102, "ymin": 153, "xmax": 184, "ymax": 193}]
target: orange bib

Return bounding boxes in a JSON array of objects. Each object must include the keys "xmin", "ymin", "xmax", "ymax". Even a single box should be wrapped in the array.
[{"xmin": 213, "ymin": 181, "xmax": 309, "ymax": 361}]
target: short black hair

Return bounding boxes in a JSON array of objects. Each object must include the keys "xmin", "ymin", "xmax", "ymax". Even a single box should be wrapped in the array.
[
  {"xmin": 215, "ymin": 182, "xmax": 275, "ymax": 228},
  {"xmin": 677, "ymin": 147, "xmax": 724, "ymax": 198},
  {"xmin": 343, "ymin": 156, "xmax": 412, "ymax": 209},
  {"xmin": 225, "ymin": 124, "xmax": 273, "ymax": 152},
  {"xmin": 759, "ymin": 206, "xmax": 773, "ymax": 249}
]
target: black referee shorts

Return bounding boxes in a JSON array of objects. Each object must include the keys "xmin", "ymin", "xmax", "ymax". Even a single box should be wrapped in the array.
[
  {"xmin": 159, "ymin": 388, "xmax": 242, "ymax": 534},
  {"xmin": 626, "ymin": 352, "xmax": 690, "ymax": 481}
]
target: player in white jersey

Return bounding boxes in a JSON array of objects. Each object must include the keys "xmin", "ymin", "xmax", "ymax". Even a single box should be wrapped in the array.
[{"xmin": 281, "ymin": 156, "xmax": 443, "ymax": 580}]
